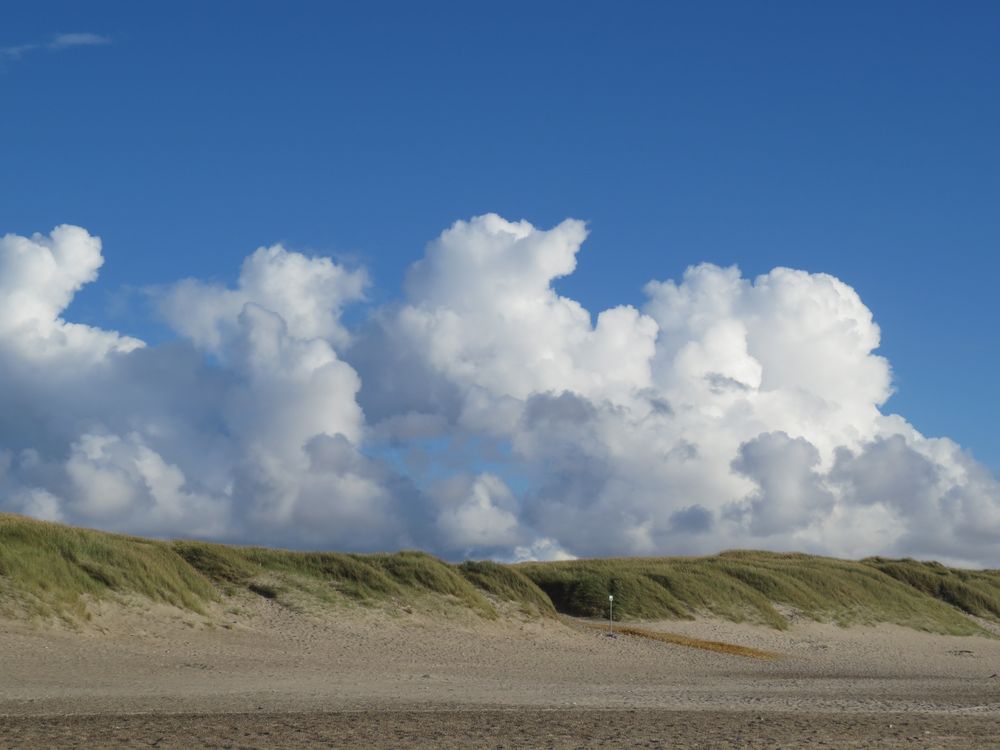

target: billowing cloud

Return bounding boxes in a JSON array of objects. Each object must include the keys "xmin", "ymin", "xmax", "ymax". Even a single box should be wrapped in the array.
[
  {"xmin": 430, "ymin": 473, "xmax": 522, "ymax": 553},
  {"xmin": 158, "ymin": 244, "xmax": 367, "ymax": 354},
  {"xmin": 0, "ymin": 228, "xmax": 396, "ymax": 549},
  {"xmin": 1, "ymin": 216, "xmax": 999, "ymax": 566},
  {"xmin": 730, "ymin": 432, "xmax": 836, "ymax": 537},
  {"xmin": 0, "ymin": 226, "xmax": 142, "ymax": 362}
]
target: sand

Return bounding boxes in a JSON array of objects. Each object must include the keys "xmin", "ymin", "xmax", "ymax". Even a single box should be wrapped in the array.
[{"xmin": 1, "ymin": 596, "xmax": 999, "ymax": 748}]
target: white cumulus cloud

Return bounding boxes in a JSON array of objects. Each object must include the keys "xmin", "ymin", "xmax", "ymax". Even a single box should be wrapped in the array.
[{"xmin": 1, "ymin": 216, "xmax": 999, "ymax": 566}]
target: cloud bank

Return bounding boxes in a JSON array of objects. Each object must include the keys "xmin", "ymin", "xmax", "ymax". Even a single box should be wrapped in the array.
[{"xmin": 2, "ymin": 217, "xmax": 999, "ymax": 566}]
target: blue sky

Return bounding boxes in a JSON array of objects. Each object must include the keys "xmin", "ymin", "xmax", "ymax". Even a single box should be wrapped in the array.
[{"xmin": 2, "ymin": 2, "xmax": 999, "ymax": 560}]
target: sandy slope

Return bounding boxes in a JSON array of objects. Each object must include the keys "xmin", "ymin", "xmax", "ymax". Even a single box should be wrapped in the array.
[{"xmin": 1, "ymin": 596, "xmax": 999, "ymax": 748}]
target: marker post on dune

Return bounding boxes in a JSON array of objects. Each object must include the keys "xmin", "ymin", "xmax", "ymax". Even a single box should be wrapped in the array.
[{"xmin": 608, "ymin": 595, "xmax": 614, "ymax": 637}]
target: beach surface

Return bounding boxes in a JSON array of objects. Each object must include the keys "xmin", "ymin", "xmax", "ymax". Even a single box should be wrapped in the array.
[{"xmin": 2, "ymin": 598, "xmax": 999, "ymax": 748}]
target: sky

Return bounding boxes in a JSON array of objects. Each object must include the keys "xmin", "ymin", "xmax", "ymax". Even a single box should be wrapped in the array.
[{"xmin": 2, "ymin": 2, "xmax": 999, "ymax": 565}]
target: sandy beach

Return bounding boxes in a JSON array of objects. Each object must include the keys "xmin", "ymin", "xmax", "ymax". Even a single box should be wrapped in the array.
[{"xmin": 2, "ymin": 597, "xmax": 999, "ymax": 748}]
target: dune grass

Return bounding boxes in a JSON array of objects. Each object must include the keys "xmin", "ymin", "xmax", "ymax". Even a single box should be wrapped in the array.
[
  {"xmin": 0, "ymin": 514, "xmax": 509, "ymax": 622},
  {"xmin": 0, "ymin": 514, "xmax": 216, "ymax": 621},
  {"xmin": 863, "ymin": 557, "xmax": 1000, "ymax": 620},
  {"xmin": 457, "ymin": 560, "xmax": 557, "ymax": 618},
  {"xmin": 2, "ymin": 513, "xmax": 999, "ymax": 636},
  {"xmin": 517, "ymin": 551, "xmax": 999, "ymax": 635},
  {"xmin": 173, "ymin": 542, "xmax": 499, "ymax": 617}
]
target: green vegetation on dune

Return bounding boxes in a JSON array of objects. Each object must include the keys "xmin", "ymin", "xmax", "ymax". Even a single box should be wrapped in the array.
[
  {"xmin": 369, "ymin": 551, "xmax": 496, "ymax": 616},
  {"xmin": 173, "ymin": 542, "xmax": 402, "ymax": 601},
  {"xmin": 863, "ymin": 557, "xmax": 1000, "ymax": 620},
  {"xmin": 0, "ymin": 515, "xmax": 511, "ymax": 622},
  {"xmin": 457, "ymin": 560, "xmax": 557, "ymax": 618},
  {"xmin": 172, "ymin": 543, "xmax": 502, "ymax": 617},
  {"xmin": 512, "ymin": 561, "xmax": 694, "ymax": 622},
  {"xmin": 517, "ymin": 551, "xmax": 1000, "ymax": 635},
  {"xmin": 2, "ymin": 513, "xmax": 999, "ymax": 635},
  {"xmin": 0, "ymin": 514, "xmax": 216, "ymax": 620}
]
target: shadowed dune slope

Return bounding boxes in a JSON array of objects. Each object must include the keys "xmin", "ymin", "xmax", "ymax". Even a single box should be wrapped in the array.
[
  {"xmin": 2, "ymin": 514, "xmax": 999, "ymax": 634},
  {"xmin": 516, "ymin": 552, "xmax": 1000, "ymax": 633}
]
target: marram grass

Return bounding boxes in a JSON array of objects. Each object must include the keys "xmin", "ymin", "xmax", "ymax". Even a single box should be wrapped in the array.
[
  {"xmin": 516, "ymin": 551, "xmax": 1000, "ymax": 635},
  {"xmin": 1, "ymin": 513, "xmax": 999, "ymax": 635},
  {"xmin": 0, "ymin": 514, "xmax": 536, "ymax": 623},
  {"xmin": 0, "ymin": 513, "xmax": 216, "ymax": 621}
]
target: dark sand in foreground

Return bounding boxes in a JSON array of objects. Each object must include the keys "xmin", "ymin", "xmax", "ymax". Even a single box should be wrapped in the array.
[{"xmin": 4, "ymin": 709, "xmax": 1000, "ymax": 749}]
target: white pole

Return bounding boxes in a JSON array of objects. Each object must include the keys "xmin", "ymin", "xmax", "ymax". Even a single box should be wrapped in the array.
[{"xmin": 609, "ymin": 594, "xmax": 614, "ymax": 636}]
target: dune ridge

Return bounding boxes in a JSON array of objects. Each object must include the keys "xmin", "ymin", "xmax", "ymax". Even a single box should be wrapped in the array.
[{"xmin": 2, "ymin": 513, "xmax": 999, "ymax": 636}]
